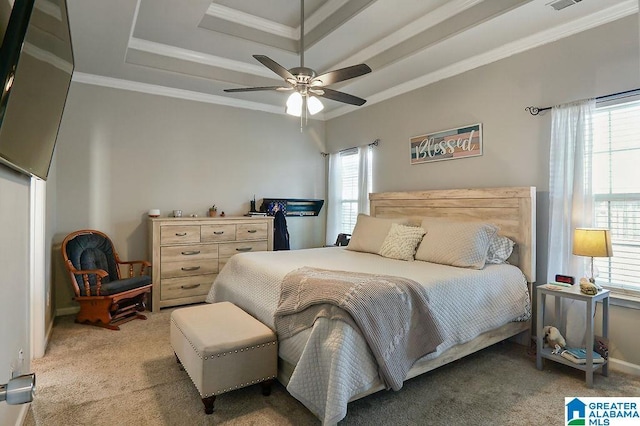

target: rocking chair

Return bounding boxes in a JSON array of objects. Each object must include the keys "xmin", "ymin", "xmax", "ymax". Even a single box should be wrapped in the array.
[{"xmin": 61, "ymin": 229, "xmax": 152, "ymax": 330}]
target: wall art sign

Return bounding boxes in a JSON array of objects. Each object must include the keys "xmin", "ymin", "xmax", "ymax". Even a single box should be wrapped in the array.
[{"xmin": 410, "ymin": 123, "xmax": 482, "ymax": 165}]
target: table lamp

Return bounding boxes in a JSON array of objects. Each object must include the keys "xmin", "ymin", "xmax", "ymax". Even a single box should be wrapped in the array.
[{"xmin": 572, "ymin": 228, "xmax": 613, "ymax": 286}]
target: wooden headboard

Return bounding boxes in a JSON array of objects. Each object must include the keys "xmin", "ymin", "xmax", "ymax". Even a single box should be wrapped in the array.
[{"xmin": 369, "ymin": 187, "xmax": 536, "ymax": 283}]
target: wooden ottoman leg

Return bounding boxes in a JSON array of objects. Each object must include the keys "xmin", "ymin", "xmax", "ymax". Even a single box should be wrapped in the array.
[
  {"xmin": 261, "ymin": 379, "xmax": 273, "ymax": 396},
  {"xmin": 202, "ymin": 395, "xmax": 216, "ymax": 414}
]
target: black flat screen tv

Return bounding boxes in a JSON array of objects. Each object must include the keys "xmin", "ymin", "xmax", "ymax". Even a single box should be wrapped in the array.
[{"xmin": 0, "ymin": 0, "xmax": 74, "ymax": 180}]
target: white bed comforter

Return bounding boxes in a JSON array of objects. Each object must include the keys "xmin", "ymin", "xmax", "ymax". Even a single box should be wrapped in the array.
[{"xmin": 206, "ymin": 247, "xmax": 530, "ymax": 425}]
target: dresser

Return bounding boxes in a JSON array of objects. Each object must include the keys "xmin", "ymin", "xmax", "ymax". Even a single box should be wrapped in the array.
[{"xmin": 149, "ymin": 216, "xmax": 274, "ymax": 312}]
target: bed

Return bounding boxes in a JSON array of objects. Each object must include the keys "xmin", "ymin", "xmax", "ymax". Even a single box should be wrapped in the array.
[{"xmin": 206, "ymin": 187, "xmax": 536, "ymax": 424}]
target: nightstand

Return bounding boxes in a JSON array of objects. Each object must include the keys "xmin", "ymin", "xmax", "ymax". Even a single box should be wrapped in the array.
[{"xmin": 536, "ymin": 283, "xmax": 609, "ymax": 388}]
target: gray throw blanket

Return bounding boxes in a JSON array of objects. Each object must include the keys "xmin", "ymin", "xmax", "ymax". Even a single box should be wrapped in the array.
[{"xmin": 275, "ymin": 267, "xmax": 444, "ymax": 390}]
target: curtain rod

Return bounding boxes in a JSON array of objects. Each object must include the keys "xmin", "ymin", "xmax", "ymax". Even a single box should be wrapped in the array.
[
  {"xmin": 321, "ymin": 139, "xmax": 380, "ymax": 157},
  {"xmin": 525, "ymin": 88, "xmax": 640, "ymax": 116}
]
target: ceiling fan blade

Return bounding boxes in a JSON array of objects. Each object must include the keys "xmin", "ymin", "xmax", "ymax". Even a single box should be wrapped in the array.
[
  {"xmin": 317, "ymin": 88, "xmax": 367, "ymax": 106},
  {"xmin": 311, "ymin": 64, "xmax": 371, "ymax": 86},
  {"xmin": 224, "ymin": 86, "xmax": 290, "ymax": 93},
  {"xmin": 253, "ymin": 55, "xmax": 296, "ymax": 81}
]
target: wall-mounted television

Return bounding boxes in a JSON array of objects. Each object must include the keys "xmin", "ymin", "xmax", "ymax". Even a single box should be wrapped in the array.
[{"xmin": 0, "ymin": 0, "xmax": 74, "ymax": 180}]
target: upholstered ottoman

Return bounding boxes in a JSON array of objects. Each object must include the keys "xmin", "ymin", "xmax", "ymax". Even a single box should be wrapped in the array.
[{"xmin": 170, "ymin": 302, "xmax": 278, "ymax": 414}]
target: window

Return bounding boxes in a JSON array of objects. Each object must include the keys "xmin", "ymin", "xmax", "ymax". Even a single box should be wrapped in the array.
[
  {"xmin": 592, "ymin": 100, "xmax": 640, "ymax": 294},
  {"xmin": 326, "ymin": 146, "xmax": 373, "ymax": 243},
  {"xmin": 338, "ymin": 150, "xmax": 359, "ymax": 234}
]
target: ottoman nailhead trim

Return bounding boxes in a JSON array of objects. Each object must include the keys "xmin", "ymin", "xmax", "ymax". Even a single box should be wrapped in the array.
[{"xmin": 204, "ymin": 341, "xmax": 277, "ymax": 360}]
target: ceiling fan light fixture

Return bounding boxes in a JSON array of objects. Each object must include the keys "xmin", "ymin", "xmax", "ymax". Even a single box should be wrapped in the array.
[
  {"xmin": 286, "ymin": 92, "xmax": 303, "ymax": 116},
  {"xmin": 307, "ymin": 96, "xmax": 324, "ymax": 115}
]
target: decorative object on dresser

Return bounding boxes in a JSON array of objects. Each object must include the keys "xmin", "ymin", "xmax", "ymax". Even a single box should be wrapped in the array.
[
  {"xmin": 208, "ymin": 205, "xmax": 217, "ymax": 217},
  {"xmin": 61, "ymin": 229, "xmax": 153, "ymax": 330},
  {"xmin": 260, "ymin": 198, "xmax": 324, "ymax": 217},
  {"xmin": 572, "ymin": 228, "xmax": 613, "ymax": 289},
  {"xmin": 148, "ymin": 216, "xmax": 274, "ymax": 312}
]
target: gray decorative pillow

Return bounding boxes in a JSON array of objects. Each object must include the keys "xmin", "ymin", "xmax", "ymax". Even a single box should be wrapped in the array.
[
  {"xmin": 379, "ymin": 223, "xmax": 426, "ymax": 261},
  {"xmin": 414, "ymin": 219, "xmax": 498, "ymax": 269},
  {"xmin": 486, "ymin": 235, "xmax": 515, "ymax": 264},
  {"xmin": 346, "ymin": 214, "xmax": 410, "ymax": 254}
]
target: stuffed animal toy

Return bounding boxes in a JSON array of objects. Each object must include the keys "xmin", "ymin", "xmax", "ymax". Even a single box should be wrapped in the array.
[
  {"xmin": 579, "ymin": 277, "xmax": 598, "ymax": 295},
  {"xmin": 543, "ymin": 325, "xmax": 566, "ymax": 349}
]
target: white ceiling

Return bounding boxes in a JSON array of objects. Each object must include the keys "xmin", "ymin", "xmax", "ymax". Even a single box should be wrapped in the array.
[{"xmin": 66, "ymin": 0, "xmax": 637, "ymax": 120}]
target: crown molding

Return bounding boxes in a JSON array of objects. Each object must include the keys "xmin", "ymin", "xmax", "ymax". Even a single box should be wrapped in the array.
[
  {"xmin": 329, "ymin": 0, "xmax": 482, "ymax": 71},
  {"xmin": 127, "ymin": 37, "xmax": 276, "ymax": 79},
  {"xmin": 325, "ymin": 0, "xmax": 638, "ymax": 120},
  {"xmin": 71, "ymin": 72, "xmax": 286, "ymax": 115},
  {"xmin": 204, "ymin": 0, "xmax": 351, "ymax": 40},
  {"xmin": 304, "ymin": 0, "xmax": 351, "ymax": 34},
  {"xmin": 205, "ymin": 3, "xmax": 297, "ymax": 40}
]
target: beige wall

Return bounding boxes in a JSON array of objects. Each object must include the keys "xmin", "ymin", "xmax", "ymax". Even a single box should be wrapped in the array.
[
  {"xmin": 52, "ymin": 84, "xmax": 326, "ymax": 313},
  {"xmin": 326, "ymin": 16, "xmax": 640, "ymax": 367}
]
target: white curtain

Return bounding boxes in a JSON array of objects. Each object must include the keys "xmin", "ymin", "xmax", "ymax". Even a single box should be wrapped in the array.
[
  {"xmin": 326, "ymin": 152, "xmax": 343, "ymax": 246},
  {"xmin": 547, "ymin": 98, "xmax": 595, "ymax": 347},
  {"xmin": 357, "ymin": 146, "xmax": 371, "ymax": 216}
]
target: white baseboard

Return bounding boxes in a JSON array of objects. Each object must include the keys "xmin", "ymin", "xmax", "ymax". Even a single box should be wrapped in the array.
[
  {"xmin": 45, "ymin": 318, "xmax": 54, "ymax": 349},
  {"xmin": 608, "ymin": 357, "xmax": 640, "ymax": 376},
  {"xmin": 16, "ymin": 402, "xmax": 30, "ymax": 426},
  {"xmin": 55, "ymin": 306, "xmax": 79, "ymax": 317}
]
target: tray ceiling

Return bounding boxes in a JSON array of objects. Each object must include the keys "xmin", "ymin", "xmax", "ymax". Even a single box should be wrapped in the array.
[{"xmin": 67, "ymin": 0, "xmax": 637, "ymax": 119}]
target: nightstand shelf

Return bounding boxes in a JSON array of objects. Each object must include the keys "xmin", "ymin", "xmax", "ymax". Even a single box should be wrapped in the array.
[
  {"xmin": 536, "ymin": 283, "xmax": 609, "ymax": 388},
  {"xmin": 538, "ymin": 347, "xmax": 606, "ymax": 373}
]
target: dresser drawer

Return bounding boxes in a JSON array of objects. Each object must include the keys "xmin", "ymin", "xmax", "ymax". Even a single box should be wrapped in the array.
[
  {"xmin": 160, "ymin": 258, "xmax": 218, "ymax": 279},
  {"xmin": 219, "ymin": 240, "xmax": 268, "ymax": 258},
  {"xmin": 161, "ymin": 225, "xmax": 201, "ymax": 245},
  {"xmin": 161, "ymin": 274, "xmax": 215, "ymax": 300},
  {"xmin": 201, "ymin": 224, "xmax": 236, "ymax": 242},
  {"xmin": 236, "ymin": 222, "xmax": 268, "ymax": 241},
  {"xmin": 161, "ymin": 244, "xmax": 218, "ymax": 262}
]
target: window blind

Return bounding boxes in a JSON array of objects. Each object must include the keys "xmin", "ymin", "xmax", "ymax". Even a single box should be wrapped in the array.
[
  {"xmin": 340, "ymin": 150, "xmax": 359, "ymax": 234},
  {"xmin": 592, "ymin": 100, "xmax": 640, "ymax": 294}
]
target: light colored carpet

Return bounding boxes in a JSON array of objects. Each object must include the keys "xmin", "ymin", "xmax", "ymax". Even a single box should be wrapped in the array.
[{"xmin": 25, "ymin": 307, "xmax": 640, "ymax": 425}]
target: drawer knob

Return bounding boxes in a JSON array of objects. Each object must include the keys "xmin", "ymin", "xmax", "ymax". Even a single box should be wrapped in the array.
[
  {"xmin": 236, "ymin": 247, "xmax": 253, "ymax": 252},
  {"xmin": 181, "ymin": 266, "xmax": 201, "ymax": 271},
  {"xmin": 175, "ymin": 232, "xmax": 187, "ymax": 237},
  {"xmin": 181, "ymin": 284, "xmax": 201, "ymax": 290},
  {"xmin": 247, "ymin": 229, "xmax": 257, "ymax": 233},
  {"xmin": 213, "ymin": 231, "xmax": 224, "ymax": 235},
  {"xmin": 181, "ymin": 250, "xmax": 201, "ymax": 255}
]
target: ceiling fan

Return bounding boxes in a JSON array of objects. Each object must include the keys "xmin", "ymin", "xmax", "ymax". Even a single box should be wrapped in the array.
[{"xmin": 224, "ymin": 0, "xmax": 371, "ymax": 118}]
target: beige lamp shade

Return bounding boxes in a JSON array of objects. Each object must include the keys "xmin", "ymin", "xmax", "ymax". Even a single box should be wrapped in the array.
[{"xmin": 572, "ymin": 228, "xmax": 613, "ymax": 257}]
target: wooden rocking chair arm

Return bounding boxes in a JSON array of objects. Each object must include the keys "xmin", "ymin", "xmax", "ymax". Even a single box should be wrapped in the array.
[
  {"xmin": 117, "ymin": 259, "xmax": 151, "ymax": 277},
  {"xmin": 69, "ymin": 268, "xmax": 108, "ymax": 296},
  {"xmin": 117, "ymin": 260, "xmax": 151, "ymax": 267},
  {"xmin": 72, "ymin": 268, "xmax": 109, "ymax": 278}
]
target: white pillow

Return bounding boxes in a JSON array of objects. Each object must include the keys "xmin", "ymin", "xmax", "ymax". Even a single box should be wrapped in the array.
[
  {"xmin": 414, "ymin": 219, "xmax": 498, "ymax": 269},
  {"xmin": 379, "ymin": 223, "xmax": 426, "ymax": 261},
  {"xmin": 486, "ymin": 235, "xmax": 515, "ymax": 264},
  {"xmin": 346, "ymin": 214, "xmax": 409, "ymax": 254}
]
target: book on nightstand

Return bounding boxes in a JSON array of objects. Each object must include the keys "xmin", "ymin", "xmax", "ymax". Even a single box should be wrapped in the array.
[{"xmin": 560, "ymin": 348, "xmax": 605, "ymax": 364}]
